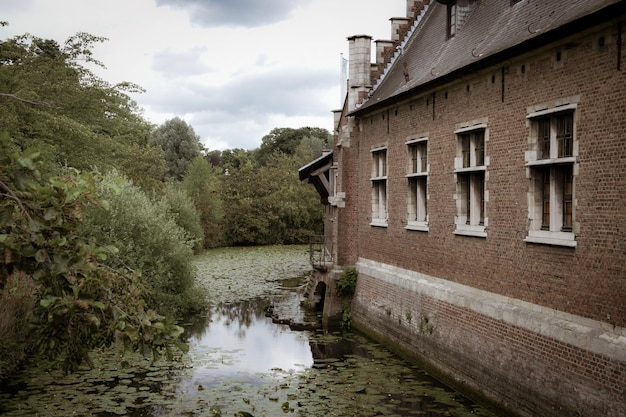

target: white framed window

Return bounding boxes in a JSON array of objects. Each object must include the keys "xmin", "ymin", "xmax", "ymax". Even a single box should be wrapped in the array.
[
  {"xmin": 525, "ymin": 105, "xmax": 577, "ymax": 247},
  {"xmin": 454, "ymin": 124, "xmax": 487, "ymax": 237},
  {"xmin": 371, "ymin": 147, "xmax": 388, "ymax": 227},
  {"xmin": 406, "ymin": 137, "xmax": 428, "ymax": 231}
]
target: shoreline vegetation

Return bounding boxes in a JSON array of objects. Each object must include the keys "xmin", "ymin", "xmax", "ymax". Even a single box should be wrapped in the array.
[{"xmin": 1, "ymin": 30, "xmax": 327, "ymax": 379}]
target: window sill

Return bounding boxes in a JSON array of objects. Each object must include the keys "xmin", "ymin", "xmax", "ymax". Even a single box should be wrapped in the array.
[
  {"xmin": 454, "ymin": 225, "xmax": 487, "ymax": 238},
  {"xmin": 454, "ymin": 165, "xmax": 486, "ymax": 173},
  {"xmin": 525, "ymin": 156, "xmax": 576, "ymax": 167},
  {"xmin": 406, "ymin": 222, "xmax": 429, "ymax": 232},
  {"xmin": 370, "ymin": 220, "xmax": 388, "ymax": 228},
  {"xmin": 524, "ymin": 231, "xmax": 577, "ymax": 247}
]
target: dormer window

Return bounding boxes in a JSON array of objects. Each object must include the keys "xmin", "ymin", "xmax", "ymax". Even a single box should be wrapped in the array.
[
  {"xmin": 440, "ymin": 0, "xmax": 477, "ymax": 39},
  {"xmin": 447, "ymin": 3, "xmax": 457, "ymax": 38}
]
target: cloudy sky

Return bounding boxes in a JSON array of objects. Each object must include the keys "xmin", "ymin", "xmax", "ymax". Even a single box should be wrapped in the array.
[{"xmin": 1, "ymin": 0, "xmax": 406, "ymax": 150}]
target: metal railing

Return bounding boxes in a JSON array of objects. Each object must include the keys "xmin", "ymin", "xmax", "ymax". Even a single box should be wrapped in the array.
[{"xmin": 308, "ymin": 235, "xmax": 334, "ymax": 270}]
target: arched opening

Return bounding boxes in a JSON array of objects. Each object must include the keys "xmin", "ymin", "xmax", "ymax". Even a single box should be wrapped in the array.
[{"xmin": 313, "ymin": 282, "xmax": 327, "ymax": 312}]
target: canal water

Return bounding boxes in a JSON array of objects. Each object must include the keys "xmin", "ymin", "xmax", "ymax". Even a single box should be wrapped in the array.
[{"xmin": 0, "ymin": 246, "xmax": 500, "ymax": 417}]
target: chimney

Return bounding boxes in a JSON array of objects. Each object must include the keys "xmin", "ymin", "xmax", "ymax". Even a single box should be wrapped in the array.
[
  {"xmin": 374, "ymin": 39, "xmax": 395, "ymax": 80},
  {"xmin": 347, "ymin": 34, "xmax": 372, "ymax": 112},
  {"xmin": 407, "ymin": 1, "xmax": 427, "ymax": 20},
  {"xmin": 390, "ymin": 17, "xmax": 411, "ymax": 42}
]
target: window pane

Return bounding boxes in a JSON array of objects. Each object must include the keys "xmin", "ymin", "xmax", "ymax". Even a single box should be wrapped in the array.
[
  {"xmin": 420, "ymin": 143, "xmax": 428, "ymax": 173},
  {"xmin": 408, "ymin": 179, "xmax": 417, "ymax": 221},
  {"xmin": 378, "ymin": 181, "xmax": 387, "ymax": 219},
  {"xmin": 478, "ymin": 174, "xmax": 485, "ymax": 225},
  {"xmin": 381, "ymin": 151, "xmax": 387, "ymax": 176},
  {"xmin": 373, "ymin": 150, "xmax": 387, "ymax": 177},
  {"xmin": 541, "ymin": 168, "xmax": 551, "ymax": 230},
  {"xmin": 457, "ymin": 173, "xmax": 468, "ymax": 224},
  {"xmin": 461, "ymin": 134, "xmax": 470, "ymax": 168},
  {"xmin": 417, "ymin": 177, "xmax": 427, "ymax": 222},
  {"xmin": 448, "ymin": 4, "xmax": 457, "ymax": 37},
  {"xmin": 557, "ymin": 113, "xmax": 573, "ymax": 158},
  {"xmin": 538, "ymin": 119, "xmax": 550, "ymax": 159},
  {"xmin": 474, "ymin": 131, "xmax": 485, "ymax": 166},
  {"xmin": 562, "ymin": 165, "xmax": 573, "ymax": 231}
]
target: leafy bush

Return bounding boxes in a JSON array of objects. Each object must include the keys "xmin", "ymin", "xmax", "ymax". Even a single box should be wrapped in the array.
[
  {"xmin": 0, "ymin": 136, "xmax": 185, "ymax": 373},
  {"xmin": 160, "ymin": 183, "xmax": 205, "ymax": 254},
  {"xmin": 337, "ymin": 267, "xmax": 358, "ymax": 297},
  {"xmin": 82, "ymin": 171, "xmax": 206, "ymax": 316},
  {"xmin": 0, "ymin": 272, "xmax": 36, "ymax": 380},
  {"xmin": 182, "ymin": 156, "xmax": 224, "ymax": 248}
]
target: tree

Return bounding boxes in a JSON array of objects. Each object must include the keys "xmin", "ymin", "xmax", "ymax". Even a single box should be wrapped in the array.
[
  {"xmin": 0, "ymin": 33, "xmax": 155, "ymax": 177},
  {"xmin": 149, "ymin": 117, "xmax": 202, "ymax": 180},
  {"xmin": 256, "ymin": 150, "xmax": 323, "ymax": 244},
  {"xmin": 182, "ymin": 156, "xmax": 224, "ymax": 248},
  {"xmin": 256, "ymin": 127, "xmax": 331, "ymax": 166},
  {"xmin": 0, "ymin": 136, "xmax": 186, "ymax": 373},
  {"xmin": 82, "ymin": 172, "xmax": 205, "ymax": 317},
  {"xmin": 217, "ymin": 146, "xmax": 323, "ymax": 246},
  {"xmin": 219, "ymin": 150, "xmax": 268, "ymax": 245}
]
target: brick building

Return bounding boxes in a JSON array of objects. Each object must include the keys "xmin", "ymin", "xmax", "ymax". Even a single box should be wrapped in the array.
[{"xmin": 300, "ymin": 1, "xmax": 626, "ymax": 416}]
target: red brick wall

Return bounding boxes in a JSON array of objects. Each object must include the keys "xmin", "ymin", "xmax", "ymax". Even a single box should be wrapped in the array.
[
  {"xmin": 341, "ymin": 20, "xmax": 626, "ymax": 417},
  {"xmin": 350, "ymin": 24, "xmax": 626, "ymax": 328},
  {"xmin": 352, "ymin": 272, "xmax": 626, "ymax": 417}
]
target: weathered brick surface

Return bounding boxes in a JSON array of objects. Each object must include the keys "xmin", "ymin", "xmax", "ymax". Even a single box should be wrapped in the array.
[
  {"xmin": 349, "ymin": 25, "xmax": 626, "ymax": 328},
  {"xmin": 336, "ymin": 18, "xmax": 626, "ymax": 417},
  {"xmin": 352, "ymin": 272, "xmax": 626, "ymax": 417}
]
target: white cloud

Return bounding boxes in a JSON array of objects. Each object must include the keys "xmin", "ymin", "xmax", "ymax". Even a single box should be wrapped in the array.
[
  {"xmin": 155, "ymin": 0, "xmax": 313, "ymax": 28},
  {"xmin": 2, "ymin": 0, "xmax": 407, "ymax": 150}
]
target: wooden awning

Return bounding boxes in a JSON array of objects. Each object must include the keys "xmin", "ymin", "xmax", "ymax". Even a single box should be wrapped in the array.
[{"xmin": 298, "ymin": 152, "xmax": 333, "ymax": 201}]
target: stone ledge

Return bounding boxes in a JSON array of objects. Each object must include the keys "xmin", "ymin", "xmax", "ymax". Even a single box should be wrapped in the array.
[{"xmin": 357, "ymin": 257, "xmax": 626, "ymax": 362}]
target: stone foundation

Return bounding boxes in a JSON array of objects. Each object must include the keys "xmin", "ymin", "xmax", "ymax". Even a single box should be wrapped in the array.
[{"xmin": 351, "ymin": 258, "xmax": 626, "ymax": 417}]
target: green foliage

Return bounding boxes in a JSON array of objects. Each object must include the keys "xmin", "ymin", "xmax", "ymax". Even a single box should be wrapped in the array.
[
  {"xmin": 218, "ymin": 142, "xmax": 324, "ymax": 246},
  {"xmin": 149, "ymin": 117, "xmax": 202, "ymax": 180},
  {"xmin": 0, "ymin": 32, "xmax": 156, "ymax": 177},
  {"xmin": 160, "ymin": 182, "xmax": 205, "ymax": 253},
  {"xmin": 182, "ymin": 156, "xmax": 224, "ymax": 248},
  {"xmin": 418, "ymin": 314, "xmax": 434, "ymax": 335},
  {"xmin": 337, "ymin": 267, "xmax": 358, "ymax": 297},
  {"xmin": 119, "ymin": 143, "xmax": 167, "ymax": 192},
  {"xmin": 82, "ymin": 171, "xmax": 206, "ymax": 316},
  {"xmin": 0, "ymin": 271, "xmax": 36, "ymax": 380},
  {"xmin": 342, "ymin": 299, "xmax": 352, "ymax": 330},
  {"xmin": 0, "ymin": 136, "xmax": 185, "ymax": 373},
  {"xmin": 256, "ymin": 127, "xmax": 330, "ymax": 166},
  {"xmin": 220, "ymin": 155, "xmax": 268, "ymax": 246}
]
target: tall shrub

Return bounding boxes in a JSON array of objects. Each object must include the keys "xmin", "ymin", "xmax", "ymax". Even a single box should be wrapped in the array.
[
  {"xmin": 0, "ymin": 136, "xmax": 185, "ymax": 373},
  {"xmin": 161, "ymin": 183, "xmax": 205, "ymax": 254},
  {"xmin": 182, "ymin": 156, "xmax": 224, "ymax": 248},
  {"xmin": 82, "ymin": 172, "xmax": 205, "ymax": 316}
]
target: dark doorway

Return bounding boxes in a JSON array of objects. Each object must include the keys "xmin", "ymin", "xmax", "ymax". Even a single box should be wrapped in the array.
[{"xmin": 313, "ymin": 282, "xmax": 326, "ymax": 312}]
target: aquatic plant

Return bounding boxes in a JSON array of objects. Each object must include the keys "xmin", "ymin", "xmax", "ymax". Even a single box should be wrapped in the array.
[{"xmin": 0, "ymin": 246, "xmax": 499, "ymax": 417}]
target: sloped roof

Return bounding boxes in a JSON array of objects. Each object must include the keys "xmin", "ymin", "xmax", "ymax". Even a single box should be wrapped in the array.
[
  {"xmin": 353, "ymin": 0, "xmax": 625, "ymax": 115},
  {"xmin": 298, "ymin": 152, "xmax": 333, "ymax": 201}
]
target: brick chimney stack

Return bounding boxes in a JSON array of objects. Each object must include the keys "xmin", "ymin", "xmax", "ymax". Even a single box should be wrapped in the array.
[
  {"xmin": 407, "ymin": 0, "xmax": 424, "ymax": 19},
  {"xmin": 347, "ymin": 35, "xmax": 372, "ymax": 112},
  {"xmin": 345, "ymin": 1, "xmax": 429, "ymax": 110},
  {"xmin": 391, "ymin": 17, "xmax": 411, "ymax": 42}
]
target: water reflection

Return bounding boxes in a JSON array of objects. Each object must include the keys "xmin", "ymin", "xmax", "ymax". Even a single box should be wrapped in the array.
[
  {"xmin": 0, "ymin": 282, "xmax": 500, "ymax": 417},
  {"xmin": 185, "ymin": 297, "xmax": 314, "ymax": 380}
]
